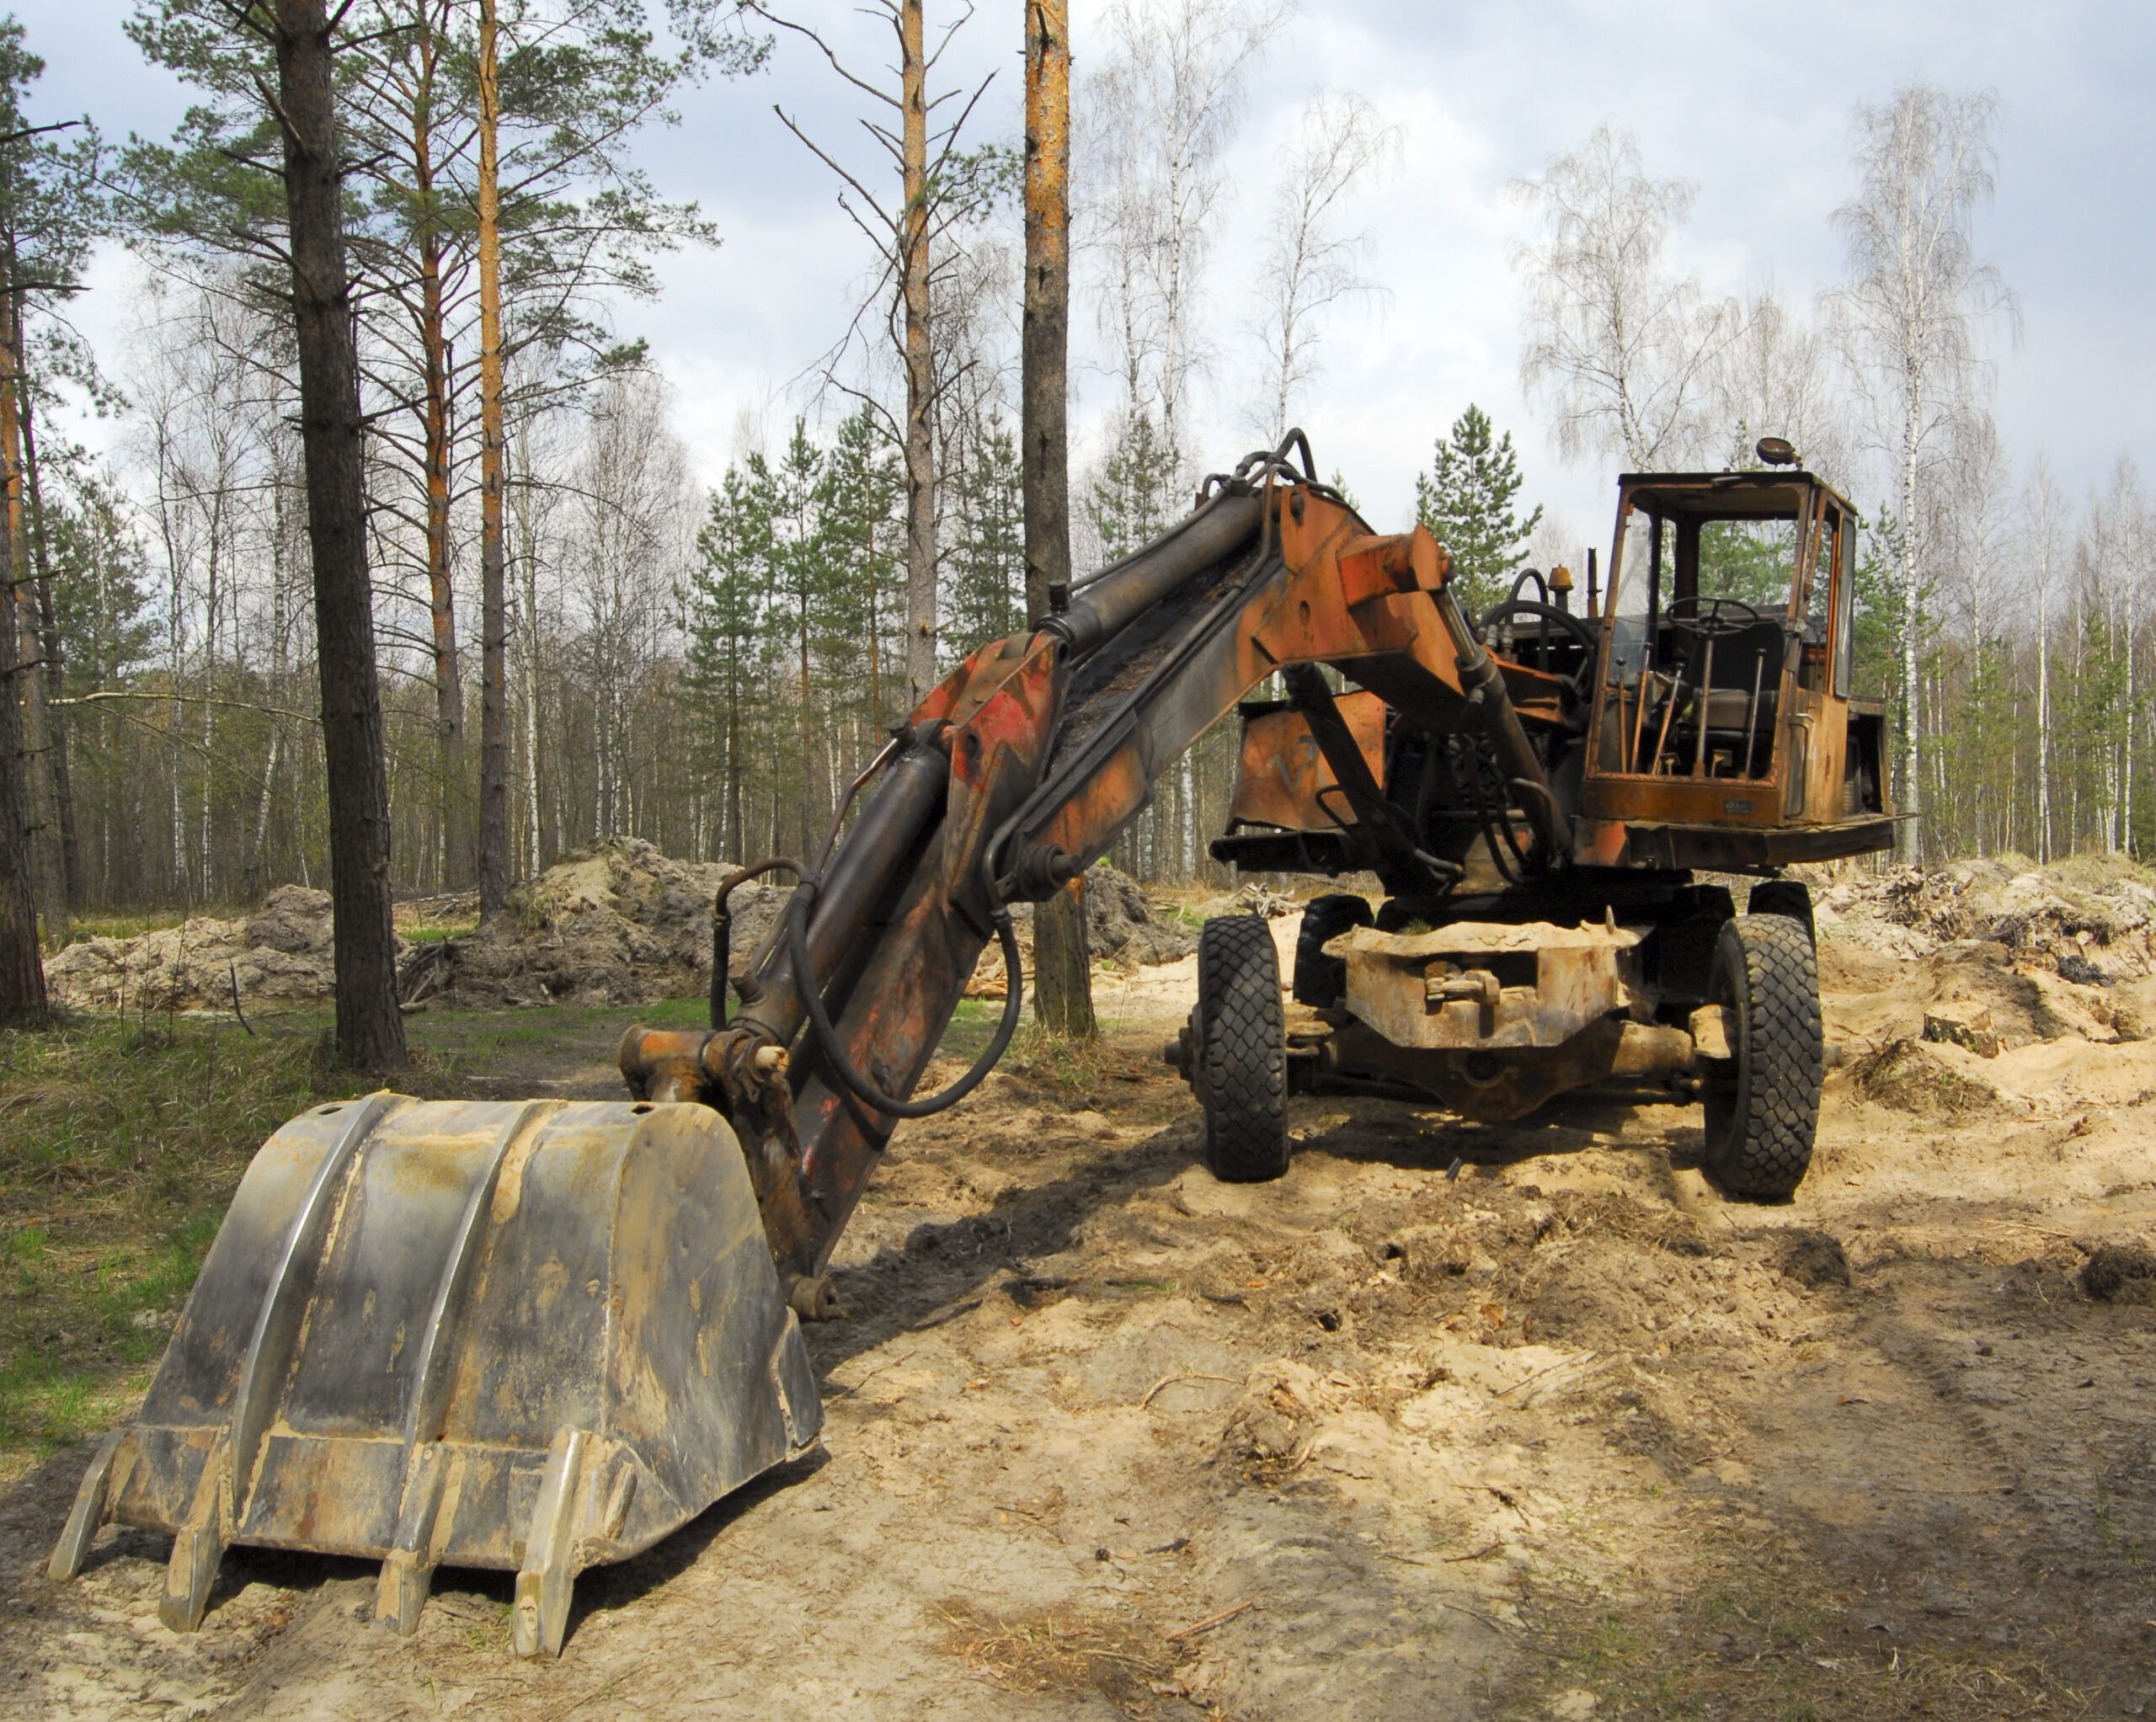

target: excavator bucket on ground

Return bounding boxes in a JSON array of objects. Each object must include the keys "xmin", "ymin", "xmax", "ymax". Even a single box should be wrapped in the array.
[{"xmin": 45, "ymin": 1093, "xmax": 821, "ymax": 1657}]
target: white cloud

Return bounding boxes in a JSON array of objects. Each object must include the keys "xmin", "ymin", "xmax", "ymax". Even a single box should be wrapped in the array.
[{"xmin": 14, "ymin": 0, "xmax": 2153, "ymax": 541}]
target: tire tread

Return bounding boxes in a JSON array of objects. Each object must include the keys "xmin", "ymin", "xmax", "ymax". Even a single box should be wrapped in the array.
[
  {"xmin": 1702, "ymin": 914, "xmax": 1822, "ymax": 1198},
  {"xmin": 1196, "ymin": 915, "xmax": 1289, "ymax": 1182}
]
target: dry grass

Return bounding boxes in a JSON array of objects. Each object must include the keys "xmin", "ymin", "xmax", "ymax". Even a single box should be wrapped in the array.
[
  {"xmin": 1513, "ymin": 1566, "xmax": 2107, "ymax": 1720},
  {"xmin": 937, "ymin": 1600, "xmax": 1188, "ymax": 1714}
]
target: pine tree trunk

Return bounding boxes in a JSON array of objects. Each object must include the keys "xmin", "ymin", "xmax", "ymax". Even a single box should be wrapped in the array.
[
  {"xmin": 0, "ymin": 477, "xmax": 36, "ymax": 1017},
  {"xmin": 476, "ymin": 0, "xmax": 511, "ymax": 921},
  {"xmin": 274, "ymin": 0, "xmax": 407, "ymax": 1069},
  {"xmin": 899, "ymin": 0, "xmax": 936, "ymax": 707},
  {"xmin": 0, "ymin": 253, "xmax": 40, "ymax": 1013},
  {"xmin": 406, "ymin": 26, "xmax": 467, "ymax": 891},
  {"xmin": 15, "ymin": 349, "xmax": 77, "ymax": 909},
  {"xmin": 1022, "ymin": 0, "xmax": 1070, "ymax": 628},
  {"xmin": 0, "ymin": 265, "xmax": 60, "ymax": 941},
  {"xmin": 1022, "ymin": 0, "xmax": 1090, "ymax": 1037}
]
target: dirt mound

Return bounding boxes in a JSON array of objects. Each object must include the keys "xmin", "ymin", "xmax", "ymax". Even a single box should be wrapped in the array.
[
  {"xmin": 1814, "ymin": 856, "xmax": 2156, "ymax": 978},
  {"xmin": 45, "ymin": 887, "xmax": 395, "ymax": 1014},
  {"xmin": 45, "ymin": 845, "xmax": 1203, "ymax": 1016},
  {"xmin": 1083, "ymin": 865, "xmax": 1201, "ymax": 965},
  {"xmin": 1851, "ymin": 1037, "xmax": 2015, "ymax": 1118},
  {"xmin": 408, "ymin": 845, "xmax": 1198, "ymax": 1010},
  {"xmin": 401, "ymin": 838, "xmax": 787, "ymax": 1010},
  {"xmin": 968, "ymin": 864, "xmax": 1198, "ymax": 998},
  {"xmin": 1810, "ymin": 859, "xmax": 2156, "ymax": 1117},
  {"xmin": 2080, "ymin": 1241, "xmax": 2156, "ymax": 1303}
]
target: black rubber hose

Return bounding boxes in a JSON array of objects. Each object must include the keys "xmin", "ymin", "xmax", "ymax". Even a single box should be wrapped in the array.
[
  {"xmin": 711, "ymin": 857, "xmax": 807, "ymax": 1028},
  {"xmin": 1451, "ymin": 737, "xmax": 1526, "ymax": 887},
  {"xmin": 785, "ymin": 877, "xmax": 1027, "ymax": 1118},
  {"xmin": 1476, "ymin": 599, "xmax": 1598, "ymax": 652}
]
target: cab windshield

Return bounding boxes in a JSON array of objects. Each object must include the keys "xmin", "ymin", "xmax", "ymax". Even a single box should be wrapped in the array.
[{"xmin": 1600, "ymin": 478, "xmax": 1816, "ymax": 781}]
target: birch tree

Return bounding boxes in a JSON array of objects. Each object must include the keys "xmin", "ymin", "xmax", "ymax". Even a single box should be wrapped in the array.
[
  {"xmin": 1251, "ymin": 88, "xmax": 1395, "ymax": 438},
  {"xmin": 1710, "ymin": 287, "xmax": 1849, "ymax": 485},
  {"xmin": 2022, "ymin": 457, "xmax": 2066, "ymax": 862},
  {"xmin": 1083, "ymin": 0, "xmax": 1290, "ymax": 457},
  {"xmin": 1513, "ymin": 121, "xmax": 1733, "ymax": 468},
  {"xmin": 1831, "ymin": 83, "xmax": 2015, "ymax": 859}
]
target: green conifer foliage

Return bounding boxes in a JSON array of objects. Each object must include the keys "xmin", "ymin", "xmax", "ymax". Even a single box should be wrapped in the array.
[
  {"xmin": 1087, "ymin": 408, "xmax": 1181, "ymax": 566},
  {"xmin": 943, "ymin": 408, "xmax": 1025, "ymax": 660},
  {"xmin": 1413, "ymin": 404, "xmax": 1544, "ymax": 616}
]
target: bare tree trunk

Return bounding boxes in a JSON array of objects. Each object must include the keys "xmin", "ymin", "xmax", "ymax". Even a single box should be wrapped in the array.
[
  {"xmin": 15, "ymin": 352, "xmax": 77, "ymax": 909},
  {"xmin": 1895, "ymin": 380, "xmax": 1922, "ymax": 861},
  {"xmin": 476, "ymin": 0, "xmax": 511, "ymax": 920},
  {"xmin": 2037, "ymin": 573, "xmax": 2052, "ymax": 862},
  {"xmin": 1024, "ymin": 0, "xmax": 1091, "ymax": 1038},
  {"xmin": 274, "ymin": 0, "xmax": 407, "ymax": 1069},
  {"xmin": 1022, "ymin": 0, "xmax": 1070, "ymax": 631},
  {"xmin": 0, "ymin": 265, "xmax": 59, "ymax": 941},
  {"xmin": 899, "ymin": 0, "xmax": 936, "ymax": 707},
  {"xmin": 0, "ymin": 269, "xmax": 39, "ymax": 1012},
  {"xmin": 0, "ymin": 495, "xmax": 36, "ymax": 1017},
  {"xmin": 422, "ymin": 312, "xmax": 465, "ymax": 881}
]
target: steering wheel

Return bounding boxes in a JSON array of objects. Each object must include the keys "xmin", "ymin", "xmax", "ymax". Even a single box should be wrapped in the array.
[
  {"xmin": 1476, "ymin": 599, "xmax": 1598, "ymax": 653},
  {"xmin": 1664, "ymin": 594, "xmax": 1774, "ymax": 638}
]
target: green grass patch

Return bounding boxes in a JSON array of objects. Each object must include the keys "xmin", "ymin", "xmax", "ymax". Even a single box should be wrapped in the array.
[
  {"xmin": 398, "ymin": 920, "xmax": 476, "ymax": 945},
  {"xmin": 0, "ymin": 1013, "xmax": 366, "ymax": 1479},
  {"xmin": 47, "ymin": 908, "xmax": 220, "ymax": 952}
]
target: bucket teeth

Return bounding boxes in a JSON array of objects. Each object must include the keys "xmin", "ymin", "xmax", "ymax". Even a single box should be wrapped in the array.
[
  {"xmin": 373, "ymin": 1442, "xmax": 453, "ymax": 1635},
  {"xmin": 46, "ymin": 1429, "xmax": 124, "ymax": 1582},
  {"xmin": 512, "ymin": 1428, "xmax": 590, "ymax": 1659},
  {"xmin": 47, "ymin": 1097, "xmax": 825, "ymax": 1655}
]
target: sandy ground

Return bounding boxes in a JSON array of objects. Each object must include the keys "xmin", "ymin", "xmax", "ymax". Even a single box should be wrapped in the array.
[{"xmin": 5, "ymin": 915, "xmax": 2156, "ymax": 1720}]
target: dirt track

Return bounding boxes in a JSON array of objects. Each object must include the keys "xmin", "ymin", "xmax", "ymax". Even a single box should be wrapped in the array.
[{"xmin": 6, "ymin": 918, "xmax": 2156, "ymax": 1719}]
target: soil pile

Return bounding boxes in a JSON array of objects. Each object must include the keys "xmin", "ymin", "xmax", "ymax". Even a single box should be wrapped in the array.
[
  {"xmin": 1812, "ymin": 854, "xmax": 2156, "ymax": 978},
  {"xmin": 1810, "ymin": 856, "xmax": 2156, "ymax": 1119},
  {"xmin": 1084, "ymin": 865, "xmax": 1204, "ymax": 965},
  {"xmin": 409, "ymin": 844, "xmax": 1200, "ymax": 1009},
  {"xmin": 401, "ymin": 838, "xmax": 786, "ymax": 1009},
  {"xmin": 45, "ymin": 887, "xmax": 397, "ymax": 1014},
  {"xmin": 45, "ymin": 844, "xmax": 1205, "ymax": 1016},
  {"xmin": 965, "ymin": 864, "xmax": 1199, "ymax": 998}
]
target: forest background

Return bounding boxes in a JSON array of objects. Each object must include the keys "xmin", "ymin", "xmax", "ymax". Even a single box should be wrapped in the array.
[{"xmin": 1, "ymin": 0, "xmax": 2149, "ymax": 933}]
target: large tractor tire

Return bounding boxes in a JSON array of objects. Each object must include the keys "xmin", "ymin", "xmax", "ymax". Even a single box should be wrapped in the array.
[
  {"xmin": 1292, "ymin": 893, "xmax": 1374, "ymax": 1006},
  {"xmin": 1700, "ymin": 914, "xmax": 1822, "ymax": 1198},
  {"xmin": 1194, "ymin": 915, "xmax": 1289, "ymax": 1182}
]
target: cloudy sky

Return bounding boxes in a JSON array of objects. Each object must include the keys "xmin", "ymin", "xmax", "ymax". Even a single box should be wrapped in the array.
[{"xmin": 14, "ymin": 0, "xmax": 2153, "ymax": 562}]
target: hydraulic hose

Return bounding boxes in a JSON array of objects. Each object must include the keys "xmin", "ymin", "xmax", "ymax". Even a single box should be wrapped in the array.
[{"xmin": 785, "ymin": 875, "xmax": 1026, "ymax": 1119}]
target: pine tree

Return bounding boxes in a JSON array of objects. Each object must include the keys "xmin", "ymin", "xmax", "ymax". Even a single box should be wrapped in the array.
[
  {"xmin": 1413, "ymin": 404, "xmax": 1543, "ymax": 616},
  {"xmin": 943, "ymin": 408, "xmax": 1025, "ymax": 660},
  {"xmin": 814, "ymin": 406, "xmax": 904, "ymax": 737},
  {"xmin": 686, "ymin": 464, "xmax": 774, "ymax": 862},
  {"xmin": 766, "ymin": 420, "xmax": 826, "ymax": 859},
  {"xmin": 1087, "ymin": 408, "xmax": 1180, "ymax": 567}
]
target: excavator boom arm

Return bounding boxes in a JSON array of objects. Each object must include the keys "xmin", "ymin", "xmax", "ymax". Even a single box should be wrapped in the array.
[{"xmin": 627, "ymin": 468, "xmax": 1560, "ymax": 1287}]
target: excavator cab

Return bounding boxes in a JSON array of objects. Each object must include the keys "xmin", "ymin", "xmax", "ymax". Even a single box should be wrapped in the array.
[{"xmin": 1576, "ymin": 457, "xmax": 1892, "ymax": 870}]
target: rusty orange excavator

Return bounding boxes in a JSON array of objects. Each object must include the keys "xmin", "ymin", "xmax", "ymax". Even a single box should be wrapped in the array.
[{"xmin": 49, "ymin": 432, "xmax": 1894, "ymax": 1655}]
